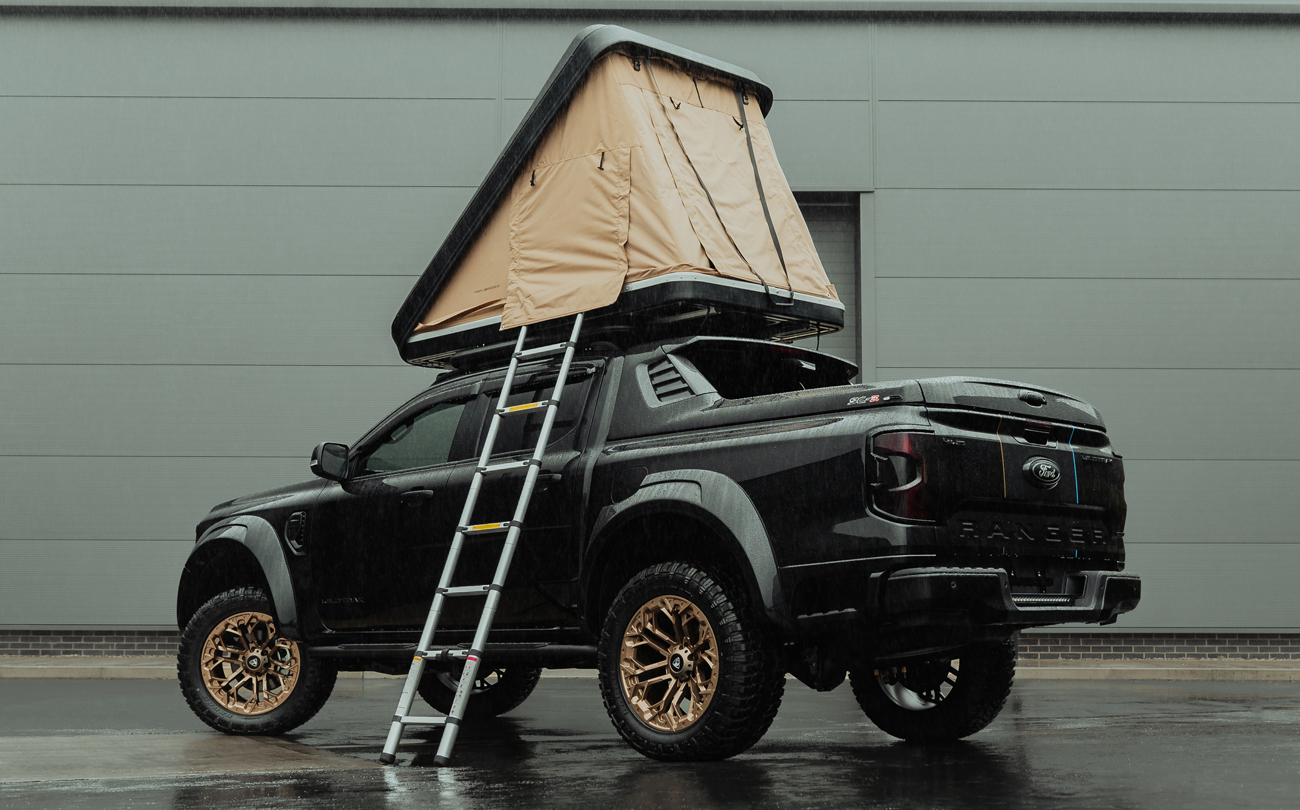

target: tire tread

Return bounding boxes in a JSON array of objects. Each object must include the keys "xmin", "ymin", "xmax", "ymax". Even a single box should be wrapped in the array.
[
  {"xmin": 597, "ymin": 562, "xmax": 783, "ymax": 762},
  {"xmin": 850, "ymin": 638, "xmax": 1016, "ymax": 743},
  {"xmin": 177, "ymin": 586, "xmax": 336, "ymax": 736}
]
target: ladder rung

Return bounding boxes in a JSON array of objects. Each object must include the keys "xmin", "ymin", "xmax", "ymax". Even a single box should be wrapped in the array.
[
  {"xmin": 437, "ymin": 584, "xmax": 498, "ymax": 598},
  {"xmin": 397, "ymin": 716, "xmax": 448, "ymax": 727},
  {"xmin": 515, "ymin": 341, "xmax": 575, "ymax": 360},
  {"xmin": 459, "ymin": 521, "xmax": 518, "ymax": 535},
  {"xmin": 416, "ymin": 648, "xmax": 471, "ymax": 661},
  {"xmin": 478, "ymin": 459, "xmax": 535, "ymax": 475},
  {"xmin": 497, "ymin": 399, "xmax": 556, "ymax": 415}
]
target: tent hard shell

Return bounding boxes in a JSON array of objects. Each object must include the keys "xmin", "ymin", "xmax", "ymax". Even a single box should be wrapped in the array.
[{"xmin": 391, "ymin": 25, "xmax": 845, "ymax": 369}]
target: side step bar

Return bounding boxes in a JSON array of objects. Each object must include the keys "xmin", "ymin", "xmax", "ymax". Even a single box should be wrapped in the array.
[{"xmin": 309, "ymin": 643, "xmax": 598, "ymax": 667}]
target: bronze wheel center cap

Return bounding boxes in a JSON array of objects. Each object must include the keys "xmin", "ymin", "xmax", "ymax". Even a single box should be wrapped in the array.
[
  {"xmin": 245, "ymin": 652, "xmax": 264, "ymax": 671},
  {"xmin": 669, "ymin": 648, "xmax": 694, "ymax": 678}
]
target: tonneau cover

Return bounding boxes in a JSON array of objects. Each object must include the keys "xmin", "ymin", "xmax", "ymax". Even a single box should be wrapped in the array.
[
  {"xmin": 918, "ymin": 377, "xmax": 1106, "ymax": 429},
  {"xmin": 391, "ymin": 25, "xmax": 844, "ymax": 369}
]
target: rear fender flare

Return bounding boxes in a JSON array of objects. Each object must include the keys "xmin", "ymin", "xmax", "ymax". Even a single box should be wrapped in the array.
[
  {"xmin": 585, "ymin": 469, "xmax": 784, "ymax": 622},
  {"xmin": 181, "ymin": 517, "xmax": 299, "ymax": 636}
]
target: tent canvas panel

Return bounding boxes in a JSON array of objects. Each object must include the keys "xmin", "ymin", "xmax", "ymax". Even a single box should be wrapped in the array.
[
  {"xmin": 394, "ymin": 26, "xmax": 845, "ymax": 369},
  {"xmin": 504, "ymin": 146, "xmax": 631, "ymax": 327}
]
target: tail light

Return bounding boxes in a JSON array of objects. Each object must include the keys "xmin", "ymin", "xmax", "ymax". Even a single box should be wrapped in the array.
[{"xmin": 871, "ymin": 431, "xmax": 932, "ymax": 521}]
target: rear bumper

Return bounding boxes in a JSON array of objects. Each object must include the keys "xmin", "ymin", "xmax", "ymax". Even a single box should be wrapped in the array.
[
  {"xmin": 782, "ymin": 565, "xmax": 1140, "ymax": 662},
  {"xmin": 783, "ymin": 562, "xmax": 1140, "ymax": 632},
  {"xmin": 875, "ymin": 567, "xmax": 1141, "ymax": 627}
]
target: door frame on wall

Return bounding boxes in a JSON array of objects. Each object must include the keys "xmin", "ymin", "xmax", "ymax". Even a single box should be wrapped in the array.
[{"xmin": 794, "ymin": 191, "xmax": 870, "ymax": 381}]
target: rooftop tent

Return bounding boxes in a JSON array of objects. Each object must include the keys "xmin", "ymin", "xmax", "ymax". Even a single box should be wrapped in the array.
[{"xmin": 391, "ymin": 25, "xmax": 845, "ymax": 369}]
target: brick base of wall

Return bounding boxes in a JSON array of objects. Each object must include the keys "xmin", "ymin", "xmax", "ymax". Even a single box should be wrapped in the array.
[
  {"xmin": 1019, "ymin": 632, "xmax": 1300, "ymax": 661},
  {"xmin": 3, "ymin": 630, "xmax": 1299, "ymax": 660},
  {"xmin": 0, "ymin": 630, "xmax": 180, "ymax": 657}
]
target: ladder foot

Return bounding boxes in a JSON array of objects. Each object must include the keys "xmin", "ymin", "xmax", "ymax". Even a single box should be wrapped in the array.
[
  {"xmin": 379, "ymin": 752, "xmax": 397, "ymax": 765},
  {"xmin": 434, "ymin": 755, "xmax": 451, "ymax": 767}
]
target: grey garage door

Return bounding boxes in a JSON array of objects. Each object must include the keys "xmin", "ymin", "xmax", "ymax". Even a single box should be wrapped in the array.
[{"xmin": 796, "ymin": 199, "xmax": 860, "ymax": 371}]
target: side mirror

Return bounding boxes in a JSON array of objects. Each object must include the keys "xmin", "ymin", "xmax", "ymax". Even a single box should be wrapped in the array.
[{"xmin": 310, "ymin": 442, "xmax": 350, "ymax": 482}]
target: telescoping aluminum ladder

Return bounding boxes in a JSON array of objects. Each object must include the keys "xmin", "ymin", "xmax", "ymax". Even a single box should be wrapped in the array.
[{"xmin": 379, "ymin": 314, "xmax": 584, "ymax": 766}]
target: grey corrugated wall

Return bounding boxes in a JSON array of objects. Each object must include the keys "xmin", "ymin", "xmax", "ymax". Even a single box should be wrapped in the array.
[
  {"xmin": 1, "ymin": 10, "xmax": 1296, "ymax": 631},
  {"xmin": 868, "ymin": 20, "xmax": 1300, "ymax": 630}
]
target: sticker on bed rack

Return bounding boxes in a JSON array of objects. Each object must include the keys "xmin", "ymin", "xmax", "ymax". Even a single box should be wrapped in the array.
[{"xmin": 848, "ymin": 394, "xmax": 900, "ymax": 406}]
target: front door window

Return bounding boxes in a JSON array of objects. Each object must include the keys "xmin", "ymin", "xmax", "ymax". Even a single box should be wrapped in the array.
[{"xmin": 357, "ymin": 400, "xmax": 468, "ymax": 476}]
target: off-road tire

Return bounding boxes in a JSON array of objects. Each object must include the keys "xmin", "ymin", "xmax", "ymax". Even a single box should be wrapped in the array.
[
  {"xmin": 850, "ymin": 638, "xmax": 1016, "ymax": 742},
  {"xmin": 598, "ymin": 562, "xmax": 784, "ymax": 761},
  {"xmin": 178, "ymin": 587, "xmax": 336, "ymax": 735},
  {"xmin": 417, "ymin": 665, "xmax": 542, "ymax": 719}
]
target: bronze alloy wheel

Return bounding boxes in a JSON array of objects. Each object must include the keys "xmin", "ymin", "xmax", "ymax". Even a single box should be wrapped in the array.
[
  {"xmin": 619, "ymin": 594, "xmax": 719, "ymax": 732},
  {"xmin": 876, "ymin": 657, "xmax": 961, "ymax": 711},
  {"xmin": 598, "ymin": 563, "xmax": 784, "ymax": 761},
  {"xmin": 200, "ymin": 610, "xmax": 300, "ymax": 716},
  {"xmin": 417, "ymin": 665, "xmax": 542, "ymax": 719},
  {"xmin": 849, "ymin": 639, "xmax": 1017, "ymax": 742}
]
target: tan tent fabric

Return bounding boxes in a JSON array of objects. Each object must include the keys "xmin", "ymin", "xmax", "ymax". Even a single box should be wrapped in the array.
[
  {"xmin": 414, "ymin": 53, "xmax": 838, "ymax": 335},
  {"xmin": 506, "ymin": 147, "xmax": 631, "ymax": 325}
]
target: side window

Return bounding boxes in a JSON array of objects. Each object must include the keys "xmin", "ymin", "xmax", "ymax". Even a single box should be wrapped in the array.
[
  {"xmin": 481, "ymin": 376, "xmax": 591, "ymax": 457},
  {"xmin": 357, "ymin": 400, "xmax": 469, "ymax": 476}
]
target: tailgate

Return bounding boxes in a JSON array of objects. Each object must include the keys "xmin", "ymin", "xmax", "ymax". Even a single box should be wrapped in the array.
[{"xmin": 872, "ymin": 397, "xmax": 1126, "ymax": 567}]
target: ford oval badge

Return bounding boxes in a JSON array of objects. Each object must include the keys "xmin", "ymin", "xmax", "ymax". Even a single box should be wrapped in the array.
[{"xmin": 1023, "ymin": 457, "xmax": 1062, "ymax": 489}]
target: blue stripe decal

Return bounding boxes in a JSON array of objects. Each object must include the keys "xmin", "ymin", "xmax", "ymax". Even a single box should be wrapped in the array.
[{"xmin": 1069, "ymin": 426, "xmax": 1079, "ymax": 504}]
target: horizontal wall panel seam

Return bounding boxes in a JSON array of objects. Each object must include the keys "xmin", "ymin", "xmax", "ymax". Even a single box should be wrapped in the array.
[
  {"xmin": 876, "ymin": 99, "xmax": 1300, "ymax": 189},
  {"xmin": 0, "ymin": 96, "xmax": 503, "ymax": 186},
  {"xmin": 0, "ymin": 539, "xmax": 195, "ymax": 543},
  {"xmin": 10, "ymin": 457, "xmax": 1300, "ymax": 462},
  {"xmin": 876, "ymin": 20, "xmax": 1300, "ymax": 103},
  {"xmin": 0, "ymin": 454, "xmax": 308, "ymax": 459},
  {"xmin": 876, "ymin": 99, "xmax": 1300, "ymax": 105},
  {"xmin": 0, "ymin": 363, "xmax": 410, "ymax": 367},
  {"xmin": 0, "ymin": 274, "xmax": 422, "ymax": 278},
  {"xmin": 875, "ymin": 278, "xmax": 1300, "ymax": 369},
  {"xmin": 0, "ymin": 95, "xmax": 498, "ymax": 101},
  {"xmin": 0, "ymin": 185, "xmax": 473, "ymax": 276},
  {"xmin": 874, "ymin": 366, "xmax": 1300, "ymax": 371},
  {"xmin": 0, "ymin": 184, "xmax": 478, "ymax": 188},
  {"xmin": 871, "ymin": 187, "xmax": 1300, "ymax": 192},
  {"xmin": 873, "ymin": 278, "xmax": 1300, "ymax": 282},
  {"xmin": 0, "ymin": 275, "xmax": 423, "ymax": 364},
  {"xmin": 4, "ymin": 2, "xmax": 1300, "ymax": 13}
]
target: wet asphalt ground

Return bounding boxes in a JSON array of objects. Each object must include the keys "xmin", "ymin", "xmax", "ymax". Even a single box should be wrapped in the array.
[{"xmin": 1, "ymin": 675, "xmax": 1298, "ymax": 809}]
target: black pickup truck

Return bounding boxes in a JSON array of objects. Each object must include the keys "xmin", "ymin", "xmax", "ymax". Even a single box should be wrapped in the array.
[{"xmin": 176, "ymin": 336, "xmax": 1139, "ymax": 761}]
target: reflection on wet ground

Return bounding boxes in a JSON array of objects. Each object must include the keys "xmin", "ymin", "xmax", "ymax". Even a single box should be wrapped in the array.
[{"xmin": 3, "ymin": 676, "xmax": 1299, "ymax": 808}]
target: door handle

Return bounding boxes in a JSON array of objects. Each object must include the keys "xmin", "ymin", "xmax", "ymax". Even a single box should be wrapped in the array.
[
  {"xmin": 535, "ymin": 473, "xmax": 562, "ymax": 490},
  {"xmin": 400, "ymin": 489, "xmax": 435, "ymax": 503}
]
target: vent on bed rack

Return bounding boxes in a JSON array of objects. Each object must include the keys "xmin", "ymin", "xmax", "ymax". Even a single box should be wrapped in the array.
[{"xmin": 648, "ymin": 358, "xmax": 694, "ymax": 404}]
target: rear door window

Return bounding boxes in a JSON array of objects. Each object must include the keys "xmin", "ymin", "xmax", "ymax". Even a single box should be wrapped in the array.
[{"xmin": 477, "ymin": 371, "xmax": 593, "ymax": 457}]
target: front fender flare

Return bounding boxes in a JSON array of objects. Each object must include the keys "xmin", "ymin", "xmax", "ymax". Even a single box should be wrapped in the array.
[
  {"xmin": 586, "ymin": 469, "xmax": 785, "ymax": 623},
  {"xmin": 183, "ymin": 516, "xmax": 299, "ymax": 636}
]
